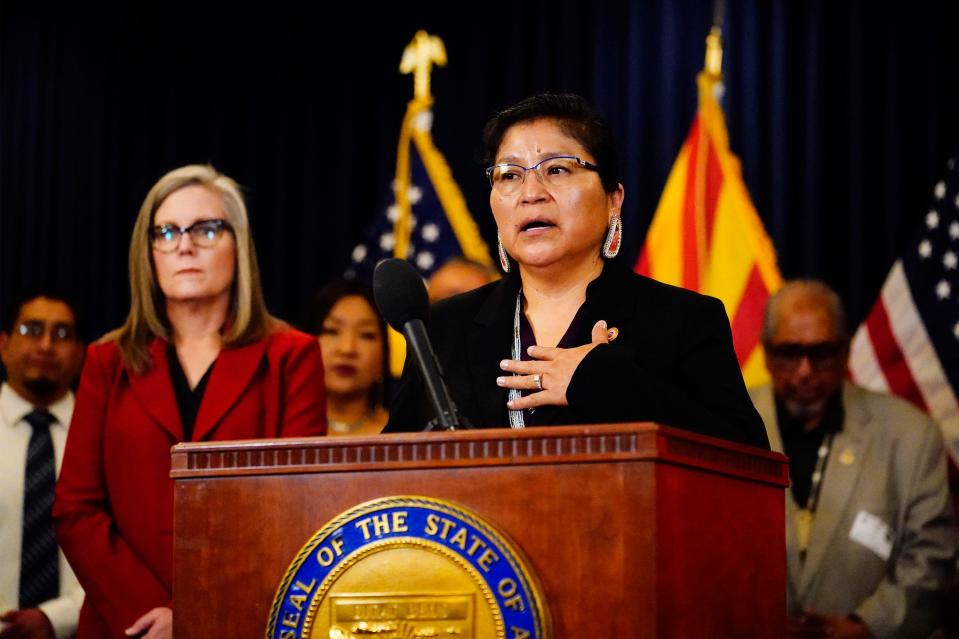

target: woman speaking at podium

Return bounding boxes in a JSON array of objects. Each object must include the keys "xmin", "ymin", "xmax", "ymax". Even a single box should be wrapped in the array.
[
  {"xmin": 53, "ymin": 165, "xmax": 327, "ymax": 638},
  {"xmin": 387, "ymin": 94, "xmax": 767, "ymax": 448}
]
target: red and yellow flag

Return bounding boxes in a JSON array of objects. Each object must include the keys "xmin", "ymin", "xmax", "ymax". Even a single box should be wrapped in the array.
[{"xmin": 634, "ymin": 31, "xmax": 781, "ymax": 387}]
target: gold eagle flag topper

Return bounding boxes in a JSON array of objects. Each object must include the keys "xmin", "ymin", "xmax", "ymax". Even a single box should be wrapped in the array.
[{"xmin": 399, "ymin": 30, "xmax": 447, "ymax": 102}]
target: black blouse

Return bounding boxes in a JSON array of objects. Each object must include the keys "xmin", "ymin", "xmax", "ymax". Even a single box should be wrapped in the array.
[
  {"xmin": 167, "ymin": 344, "xmax": 215, "ymax": 441},
  {"xmin": 518, "ymin": 300, "xmax": 587, "ymax": 426}
]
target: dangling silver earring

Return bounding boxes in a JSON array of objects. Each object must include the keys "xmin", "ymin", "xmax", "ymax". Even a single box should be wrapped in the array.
[
  {"xmin": 603, "ymin": 214, "xmax": 622, "ymax": 259},
  {"xmin": 497, "ymin": 232, "xmax": 511, "ymax": 273}
]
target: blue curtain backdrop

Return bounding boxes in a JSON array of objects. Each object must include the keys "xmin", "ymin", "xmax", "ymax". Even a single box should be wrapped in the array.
[{"xmin": 2, "ymin": 1, "xmax": 957, "ymax": 339}]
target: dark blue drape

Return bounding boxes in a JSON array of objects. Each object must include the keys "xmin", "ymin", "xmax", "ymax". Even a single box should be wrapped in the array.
[{"xmin": 2, "ymin": 1, "xmax": 957, "ymax": 339}]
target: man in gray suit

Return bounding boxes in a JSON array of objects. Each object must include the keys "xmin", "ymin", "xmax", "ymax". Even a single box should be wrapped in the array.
[{"xmin": 750, "ymin": 280, "xmax": 956, "ymax": 638}]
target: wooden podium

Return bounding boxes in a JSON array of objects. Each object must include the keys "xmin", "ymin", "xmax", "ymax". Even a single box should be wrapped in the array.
[{"xmin": 171, "ymin": 423, "xmax": 788, "ymax": 638}]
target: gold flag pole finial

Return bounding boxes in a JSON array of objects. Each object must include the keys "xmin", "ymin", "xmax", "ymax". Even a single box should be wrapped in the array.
[
  {"xmin": 704, "ymin": 25, "xmax": 723, "ymax": 79},
  {"xmin": 399, "ymin": 30, "xmax": 447, "ymax": 101}
]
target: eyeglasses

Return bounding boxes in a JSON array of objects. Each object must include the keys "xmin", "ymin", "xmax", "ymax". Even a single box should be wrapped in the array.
[
  {"xmin": 151, "ymin": 219, "xmax": 232, "ymax": 253},
  {"xmin": 485, "ymin": 155, "xmax": 600, "ymax": 196},
  {"xmin": 16, "ymin": 321, "xmax": 77, "ymax": 343},
  {"xmin": 765, "ymin": 341, "xmax": 845, "ymax": 372}
]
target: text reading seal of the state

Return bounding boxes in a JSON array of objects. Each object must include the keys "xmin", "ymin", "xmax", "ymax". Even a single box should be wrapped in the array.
[{"xmin": 267, "ymin": 496, "xmax": 549, "ymax": 639}]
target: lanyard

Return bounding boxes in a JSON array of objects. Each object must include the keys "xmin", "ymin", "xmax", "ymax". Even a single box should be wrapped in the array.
[
  {"xmin": 508, "ymin": 291, "xmax": 525, "ymax": 429},
  {"xmin": 805, "ymin": 430, "xmax": 835, "ymax": 514},
  {"xmin": 796, "ymin": 430, "xmax": 835, "ymax": 558}
]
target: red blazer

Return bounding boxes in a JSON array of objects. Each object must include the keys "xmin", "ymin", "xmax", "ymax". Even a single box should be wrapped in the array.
[{"xmin": 53, "ymin": 327, "xmax": 327, "ymax": 638}]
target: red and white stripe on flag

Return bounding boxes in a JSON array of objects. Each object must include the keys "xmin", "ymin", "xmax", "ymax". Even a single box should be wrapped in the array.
[
  {"xmin": 635, "ymin": 72, "xmax": 782, "ymax": 388},
  {"xmin": 849, "ymin": 157, "xmax": 959, "ymax": 466}
]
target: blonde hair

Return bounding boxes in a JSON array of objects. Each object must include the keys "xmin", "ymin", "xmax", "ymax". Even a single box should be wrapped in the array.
[{"xmin": 109, "ymin": 164, "xmax": 273, "ymax": 372}]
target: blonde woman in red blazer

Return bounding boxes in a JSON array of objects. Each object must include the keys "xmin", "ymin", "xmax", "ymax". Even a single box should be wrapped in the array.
[{"xmin": 53, "ymin": 165, "xmax": 327, "ymax": 639}]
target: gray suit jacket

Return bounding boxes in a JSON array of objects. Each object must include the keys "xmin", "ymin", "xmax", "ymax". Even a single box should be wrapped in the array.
[{"xmin": 750, "ymin": 383, "xmax": 956, "ymax": 638}]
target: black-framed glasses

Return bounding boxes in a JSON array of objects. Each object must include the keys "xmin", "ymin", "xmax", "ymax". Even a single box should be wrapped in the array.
[
  {"xmin": 485, "ymin": 155, "xmax": 600, "ymax": 196},
  {"xmin": 151, "ymin": 219, "xmax": 232, "ymax": 253},
  {"xmin": 16, "ymin": 320, "xmax": 77, "ymax": 343},
  {"xmin": 765, "ymin": 341, "xmax": 845, "ymax": 372}
]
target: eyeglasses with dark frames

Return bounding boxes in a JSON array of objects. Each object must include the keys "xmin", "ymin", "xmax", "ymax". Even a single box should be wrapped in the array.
[
  {"xmin": 485, "ymin": 155, "xmax": 600, "ymax": 196},
  {"xmin": 764, "ymin": 341, "xmax": 846, "ymax": 372},
  {"xmin": 151, "ymin": 219, "xmax": 233, "ymax": 253}
]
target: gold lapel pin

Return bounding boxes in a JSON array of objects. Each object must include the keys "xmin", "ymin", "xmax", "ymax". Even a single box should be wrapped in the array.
[
  {"xmin": 607, "ymin": 327, "xmax": 619, "ymax": 342},
  {"xmin": 838, "ymin": 449, "xmax": 856, "ymax": 465}
]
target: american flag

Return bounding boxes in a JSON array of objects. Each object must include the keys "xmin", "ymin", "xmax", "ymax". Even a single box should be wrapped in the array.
[
  {"xmin": 849, "ymin": 156, "xmax": 959, "ymax": 463},
  {"xmin": 347, "ymin": 103, "xmax": 492, "ymax": 283}
]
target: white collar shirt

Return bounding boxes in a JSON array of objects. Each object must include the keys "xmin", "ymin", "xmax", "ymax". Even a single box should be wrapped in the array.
[{"xmin": 0, "ymin": 382, "xmax": 83, "ymax": 638}]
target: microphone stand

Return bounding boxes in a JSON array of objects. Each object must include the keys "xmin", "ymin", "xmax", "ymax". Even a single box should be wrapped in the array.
[{"xmin": 402, "ymin": 319, "xmax": 473, "ymax": 431}]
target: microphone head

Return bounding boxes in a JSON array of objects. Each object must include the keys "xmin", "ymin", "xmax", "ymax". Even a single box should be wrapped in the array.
[{"xmin": 373, "ymin": 258, "xmax": 430, "ymax": 330}]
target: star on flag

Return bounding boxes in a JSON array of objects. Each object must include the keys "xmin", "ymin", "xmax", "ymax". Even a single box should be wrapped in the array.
[{"xmin": 850, "ymin": 154, "xmax": 959, "ymax": 466}]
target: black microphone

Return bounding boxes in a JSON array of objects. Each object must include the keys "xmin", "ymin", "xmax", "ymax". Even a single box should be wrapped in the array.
[{"xmin": 373, "ymin": 258, "xmax": 472, "ymax": 431}]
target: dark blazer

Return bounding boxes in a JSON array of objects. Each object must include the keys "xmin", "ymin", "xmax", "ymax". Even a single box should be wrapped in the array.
[
  {"xmin": 53, "ymin": 327, "xmax": 327, "ymax": 638},
  {"xmin": 387, "ymin": 261, "xmax": 769, "ymax": 448}
]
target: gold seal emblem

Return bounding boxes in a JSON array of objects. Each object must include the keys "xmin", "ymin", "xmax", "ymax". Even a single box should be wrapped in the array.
[{"xmin": 267, "ymin": 497, "xmax": 549, "ymax": 639}]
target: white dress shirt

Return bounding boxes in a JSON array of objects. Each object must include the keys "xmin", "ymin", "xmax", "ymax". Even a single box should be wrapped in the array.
[{"xmin": 0, "ymin": 382, "xmax": 83, "ymax": 638}]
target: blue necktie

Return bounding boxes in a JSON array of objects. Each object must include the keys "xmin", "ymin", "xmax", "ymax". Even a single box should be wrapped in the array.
[{"xmin": 19, "ymin": 409, "xmax": 60, "ymax": 608}]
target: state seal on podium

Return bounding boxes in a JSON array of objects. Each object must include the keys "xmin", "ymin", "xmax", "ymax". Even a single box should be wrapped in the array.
[{"xmin": 267, "ymin": 496, "xmax": 550, "ymax": 639}]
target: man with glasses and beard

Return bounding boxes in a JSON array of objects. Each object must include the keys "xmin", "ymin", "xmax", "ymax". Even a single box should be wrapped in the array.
[
  {"xmin": 749, "ymin": 280, "xmax": 956, "ymax": 638},
  {"xmin": 0, "ymin": 291, "xmax": 85, "ymax": 639}
]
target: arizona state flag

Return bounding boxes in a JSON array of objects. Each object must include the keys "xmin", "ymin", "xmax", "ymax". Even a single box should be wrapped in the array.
[{"xmin": 635, "ymin": 32, "xmax": 782, "ymax": 387}]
